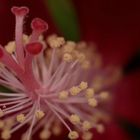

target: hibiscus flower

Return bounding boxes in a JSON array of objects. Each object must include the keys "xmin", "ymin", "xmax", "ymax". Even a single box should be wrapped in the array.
[{"xmin": 0, "ymin": 0, "xmax": 139, "ymax": 140}]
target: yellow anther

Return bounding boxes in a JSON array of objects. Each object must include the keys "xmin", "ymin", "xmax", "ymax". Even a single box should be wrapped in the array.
[
  {"xmin": 52, "ymin": 124, "xmax": 62, "ymax": 136},
  {"xmin": 79, "ymin": 81, "xmax": 88, "ymax": 90},
  {"xmin": 77, "ymin": 53, "xmax": 86, "ymax": 63},
  {"xmin": 5, "ymin": 119, "xmax": 14, "ymax": 129},
  {"xmin": 58, "ymin": 91, "xmax": 69, "ymax": 100},
  {"xmin": 81, "ymin": 60, "xmax": 90, "ymax": 69},
  {"xmin": 5, "ymin": 41, "xmax": 16, "ymax": 54},
  {"xmin": 56, "ymin": 37, "xmax": 65, "ymax": 46},
  {"xmin": 47, "ymin": 35, "xmax": 65, "ymax": 48},
  {"xmin": 85, "ymin": 88, "xmax": 94, "ymax": 99},
  {"xmin": 39, "ymin": 129, "xmax": 51, "ymax": 140},
  {"xmin": 70, "ymin": 86, "xmax": 81, "ymax": 96},
  {"xmin": 99, "ymin": 91, "xmax": 109, "ymax": 100},
  {"xmin": 63, "ymin": 53, "xmax": 73, "ymax": 62},
  {"xmin": 67, "ymin": 41, "xmax": 76, "ymax": 47},
  {"xmin": 0, "ymin": 120, "xmax": 4, "ymax": 129},
  {"xmin": 16, "ymin": 114, "xmax": 25, "ymax": 123},
  {"xmin": 68, "ymin": 131, "xmax": 79, "ymax": 140},
  {"xmin": 0, "ymin": 109, "xmax": 4, "ymax": 117},
  {"xmin": 69, "ymin": 114, "xmax": 80, "ymax": 125},
  {"xmin": 88, "ymin": 98, "xmax": 98, "ymax": 107},
  {"xmin": 1, "ymin": 129, "xmax": 11, "ymax": 140},
  {"xmin": 96, "ymin": 124, "xmax": 105, "ymax": 133},
  {"xmin": 82, "ymin": 121, "xmax": 92, "ymax": 131},
  {"xmin": 82, "ymin": 131, "xmax": 93, "ymax": 140},
  {"xmin": 35, "ymin": 110, "xmax": 45, "ymax": 119},
  {"xmin": 63, "ymin": 41, "xmax": 76, "ymax": 53},
  {"xmin": 23, "ymin": 34, "xmax": 29, "ymax": 44}
]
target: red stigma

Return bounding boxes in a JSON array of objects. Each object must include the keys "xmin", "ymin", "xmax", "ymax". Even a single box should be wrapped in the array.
[
  {"xmin": 11, "ymin": 6, "xmax": 29, "ymax": 16},
  {"xmin": 31, "ymin": 18, "xmax": 48, "ymax": 32},
  {"xmin": 26, "ymin": 42, "xmax": 43, "ymax": 55}
]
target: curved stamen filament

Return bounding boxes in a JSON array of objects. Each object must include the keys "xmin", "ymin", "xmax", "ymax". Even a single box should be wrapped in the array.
[
  {"xmin": 10, "ymin": 104, "xmax": 36, "ymax": 134},
  {"xmin": 3, "ymin": 99, "xmax": 31, "ymax": 112},
  {"xmin": 0, "ymin": 96, "xmax": 27, "ymax": 102},
  {"xmin": 45, "ymin": 101, "xmax": 72, "ymax": 132},
  {"xmin": 32, "ymin": 111, "xmax": 52, "ymax": 135},
  {"xmin": 4, "ymin": 102, "xmax": 32, "ymax": 115}
]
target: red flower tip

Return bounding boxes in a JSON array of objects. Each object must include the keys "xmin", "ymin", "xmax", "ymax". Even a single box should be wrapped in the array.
[
  {"xmin": 11, "ymin": 6, "xmax": 29, "ymax": 16},
  {"xmin": 0, "ymin": 48, "xmax": 3, "ymax": 58},
  {"xmin": 26, "ymin": 42, "xmax": 43, "ymax": 55},
  {"xmin": 31, "ymin": 18, "xmax": 48, "ymax": 32}
]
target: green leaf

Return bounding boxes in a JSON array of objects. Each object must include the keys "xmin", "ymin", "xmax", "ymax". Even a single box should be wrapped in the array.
[{"xmin": 45, "ymin": 0, "xmax": 80, "ymax": 41}]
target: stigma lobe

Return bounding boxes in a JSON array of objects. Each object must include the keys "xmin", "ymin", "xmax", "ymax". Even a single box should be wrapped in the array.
[
  {"xmin": 31, "ymin": 18, "xmax": 48, "ymax": 32},
  {"xmin": 11, "ymin": 6, "xmax": 29, "ymax": 16},
  {"xmin": 26, "ymin": 42, "xmax": 43, "ymax": 55}
]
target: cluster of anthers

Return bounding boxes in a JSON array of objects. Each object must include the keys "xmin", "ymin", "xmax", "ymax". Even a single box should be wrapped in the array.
[{"xmin": 0, "ymin": 6, "xmax": 120, "ymax": 140}]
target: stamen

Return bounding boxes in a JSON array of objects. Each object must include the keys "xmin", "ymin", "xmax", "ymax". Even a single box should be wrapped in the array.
[
  {"xmin": 0, "ymin": 47, "xmax": 22, "ymax": 73},
  {"xmin": 79, "ymin": 81, "xmax": 88, "ymax": 90},
  {"xmin": 99, "ymin": 91, "xmax": 109, "ymax": 100},
  {"xmin": 82, "ymin": 131, "xmax": 93, "ymax": 140},
  {"xmin": 63, "ymin": 53, "xmax": 73, "ymax": 62},
  {"xmin": 1, "ymin": 129, "xmax": 11, "ymax": 140},
  {"xmin": 5, "ymin": 41, "xmax": 16, "ymax": 54},
  {"xmin": 69, "ymin": 114, "xmax": 81, "ymax": 125},
  {"xmin": 39, "ymin": 129, "xmax": 51, "ymax": 140},
  {"xmin": 35, "ymin": 110, "xmax": 45, "ymax": 120},
  {"xmin": 16, "ymin": 114, "xmax": 26, "ymax": 123},
  {"xmin": 70, "ymin": 86, "xmax": 81, "ymax": 96},
  {"xmin": 88, "ymin": 98, "xmax": 98, "ymax": 107},
  {"xmin": 85, "ymin": 88, "xmax": 94, "ymax": 99},
  {"xmin": 68, "ymin": 131, "xmax": 79, "ymax": 140},
  {"xmin": 63, "ymin": 41, "xmax": 76, "ymax": 53},
  {"xmin": 77, "ymin": 53, "xmax": 86, "ymax": 63},
  {"xmin": 58, "ymin": 91, "xmax": 69, "ymax": 100},
  {"xmin": 47, "ymin": 35, "xmax": 65, "ymax": 48},
  {"xmin": 82, "ymin": 121, "xmax": 92, "ymax": 131}
]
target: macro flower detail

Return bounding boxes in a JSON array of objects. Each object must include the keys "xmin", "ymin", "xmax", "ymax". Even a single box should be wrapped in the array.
[{"xmin": 0, "ymin": 6, "xmax": 120, "ymax": 140}]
